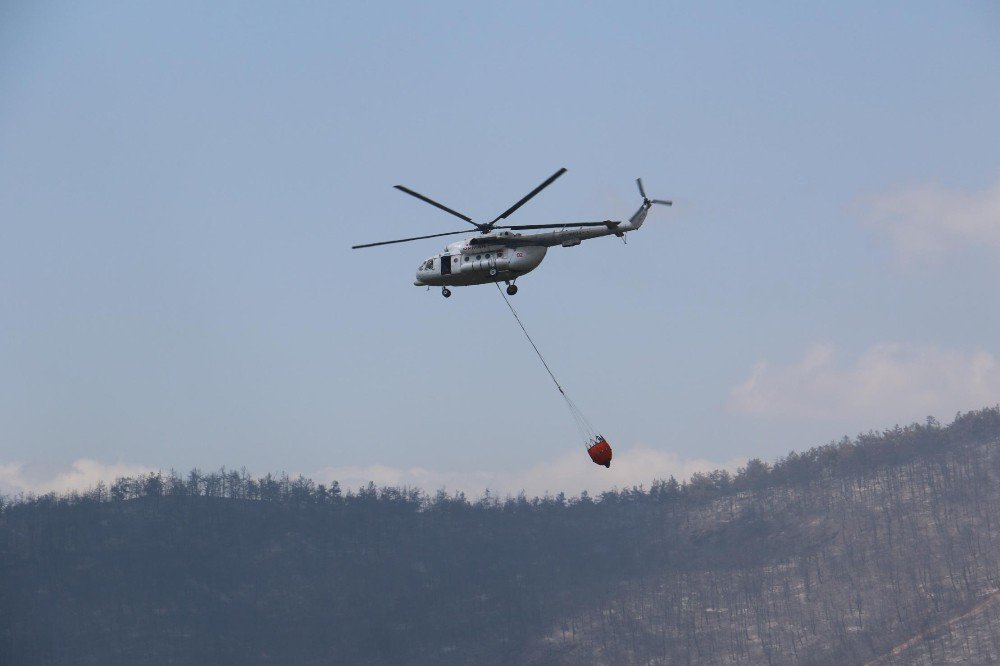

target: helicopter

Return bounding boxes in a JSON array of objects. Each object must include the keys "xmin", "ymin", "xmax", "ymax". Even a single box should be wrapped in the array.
[{"xmin": 351, "ymin": 168, "xmax": 671, "ymax": 297}]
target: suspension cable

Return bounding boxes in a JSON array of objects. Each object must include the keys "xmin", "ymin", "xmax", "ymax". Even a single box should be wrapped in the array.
[
  {"xmin": 496, "ymin": 283, "xmax": 597, "ymax": 443},
  {"xmin": 495, "ymin": 283, "xmax": 563, "ymax": 394}
]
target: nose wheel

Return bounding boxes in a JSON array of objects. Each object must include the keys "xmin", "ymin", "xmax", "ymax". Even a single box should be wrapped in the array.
[
  {"xmin": 441, "ymin": 287, "xmax": 451, "ymax": 298},
  {"xmin": 506, "ymin": 284, "xmax": 518, "ymax": 296}
]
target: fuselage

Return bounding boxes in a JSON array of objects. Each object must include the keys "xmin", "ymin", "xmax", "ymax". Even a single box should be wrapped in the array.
[
  {"xmin": 414, "ymin": 233, "xmax": 547, "ymax": 287},
  {"xmin": 413, "ymin": 203, "xmax": 651, "ymax": 288}
]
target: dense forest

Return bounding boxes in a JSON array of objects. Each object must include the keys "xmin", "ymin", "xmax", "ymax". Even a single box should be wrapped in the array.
[{"xmin": 4, "ymin": 408, "xmax": 1000, "ymax": 664}]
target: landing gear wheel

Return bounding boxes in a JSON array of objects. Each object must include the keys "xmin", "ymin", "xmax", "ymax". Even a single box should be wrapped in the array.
[
  {"xmin": 442, "ymin": 288, "xmax": 451, "ymax": 298},
  {"xmin": 506, "ymin": 284, "xmax": 518, "ymax": 296}
]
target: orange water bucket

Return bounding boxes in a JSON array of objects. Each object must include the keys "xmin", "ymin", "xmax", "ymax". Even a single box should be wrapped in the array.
[{"xmin": 587, "ymin": 436, "xmax": 613, "ymax": 468}]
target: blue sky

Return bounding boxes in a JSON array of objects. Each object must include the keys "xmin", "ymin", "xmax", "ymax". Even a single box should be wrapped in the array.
[{"xmin": 2, "ymin": 2, "xmax": 999, "ymax": 496}]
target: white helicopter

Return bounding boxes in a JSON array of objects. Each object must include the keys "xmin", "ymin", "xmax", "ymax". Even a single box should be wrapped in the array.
[{"xmin": 352, "ymin": 168, "xmax": 671, "ymax": 297}]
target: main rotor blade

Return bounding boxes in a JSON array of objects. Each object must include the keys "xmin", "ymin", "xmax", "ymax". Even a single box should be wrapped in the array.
[
  {"xmin": 394, "ymin": 185, "xmax": 480, "ymax": 228},
  {"xmin": 488, "ymin": 167, "xmax": 567, "ymax": 225},
  {"xmin": 352, "ymin": 229, "xmax": 472, "ymax": 249},
  {"xmin": 651, "ymin": 199, "xmax": 673, "ymax": 206},
  {"xmin": 636, "ymin": 178, "xmax": 647, "ymax": 199},
  {"xmin": 497, "ymin": 220, "xmax": 620, "ymax": 230}
]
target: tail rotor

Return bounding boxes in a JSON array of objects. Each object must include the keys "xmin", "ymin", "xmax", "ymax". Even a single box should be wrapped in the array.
[
  {"xmin": 625, "ymin": 178, "xmax": 671, "ymax": 231},
  {"xmin": 636, "ymin": 178, "xmax": 672, "ymax": 207}
]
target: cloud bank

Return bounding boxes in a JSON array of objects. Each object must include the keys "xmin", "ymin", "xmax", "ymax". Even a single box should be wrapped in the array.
[
  {"xmin": 0, "ymin": 459, "xmax": 153, "ymax": 496},
  {"xmin": 861, "ymin": 177, "xmax": 1000, "ymax": 262},
  {"xmin": 730, "ymin": 343, "xmax": 1000, "ymax": 424},
  {"xmin": 0, "ymin": 449, "xmax": 743, "ymax": 500},
  {"xmin": 313, "ymin": 446, "xmax": 744, "ymax": 498}
]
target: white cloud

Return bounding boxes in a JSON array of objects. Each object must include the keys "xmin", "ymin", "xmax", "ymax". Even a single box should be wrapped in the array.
[
  {"xmin": 861, "ymin": 178, "xmax": 1000, "ymax": 262},
  {"xmin": 0, "ymin": 459, "xmax": 152, "ymax": 496},
  {"xmin": 730, "ymin": 343, "xmax": 1000, "ymax": 424},
  {"xmin": 0, "ymin": 449, "xmax": 741, "ymax": 500},
  {"xmin": 312, "ymin": 446, "xmax": 744, "ymax": 498}
]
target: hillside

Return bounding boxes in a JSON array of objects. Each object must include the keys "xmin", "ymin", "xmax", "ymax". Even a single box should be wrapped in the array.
[{"xmin": 3, "ymin": 408, "xmax": 1000, "ymax": 664}]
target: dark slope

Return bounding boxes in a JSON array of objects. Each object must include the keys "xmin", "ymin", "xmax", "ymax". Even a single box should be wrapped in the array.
[
  {"xmin": 541, "ymin": 433, "xmax": 1000, "ymax": 663},
  {"xmin": 2, "ymin": 408, "xmax": 1000, "ymax": 664}
]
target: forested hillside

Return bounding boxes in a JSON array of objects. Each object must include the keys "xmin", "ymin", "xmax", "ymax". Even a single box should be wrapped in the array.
[{"xmin": 4, "ymin": 408, "xmax": 1000, "ymax": 664}]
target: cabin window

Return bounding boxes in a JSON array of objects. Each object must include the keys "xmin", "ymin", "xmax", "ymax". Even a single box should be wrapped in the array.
[
  {"xmin": 476, "ymin": 255, "xmax": 482, "ymax": 260},
  {"xmin": 485, "ymin": 253, "xmax": 491, "ymax": 259},
  {"xmin": 464, "ymin": 256, "xmax": 470, "ymax": 262}
]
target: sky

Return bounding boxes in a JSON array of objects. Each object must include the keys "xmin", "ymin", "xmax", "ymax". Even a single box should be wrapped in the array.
[{"xmin": 2, "ymin": 2, "xmax": 999, "ymax": 497}]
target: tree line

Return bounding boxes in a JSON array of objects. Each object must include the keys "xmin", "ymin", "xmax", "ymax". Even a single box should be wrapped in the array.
[
  {"xmin": 5, "ymin": 407, "xmax": 998, "ymax": 512},
  {"xmin": 3, "ymin": 406, "xmax": 1000, "ymax": 664}
]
